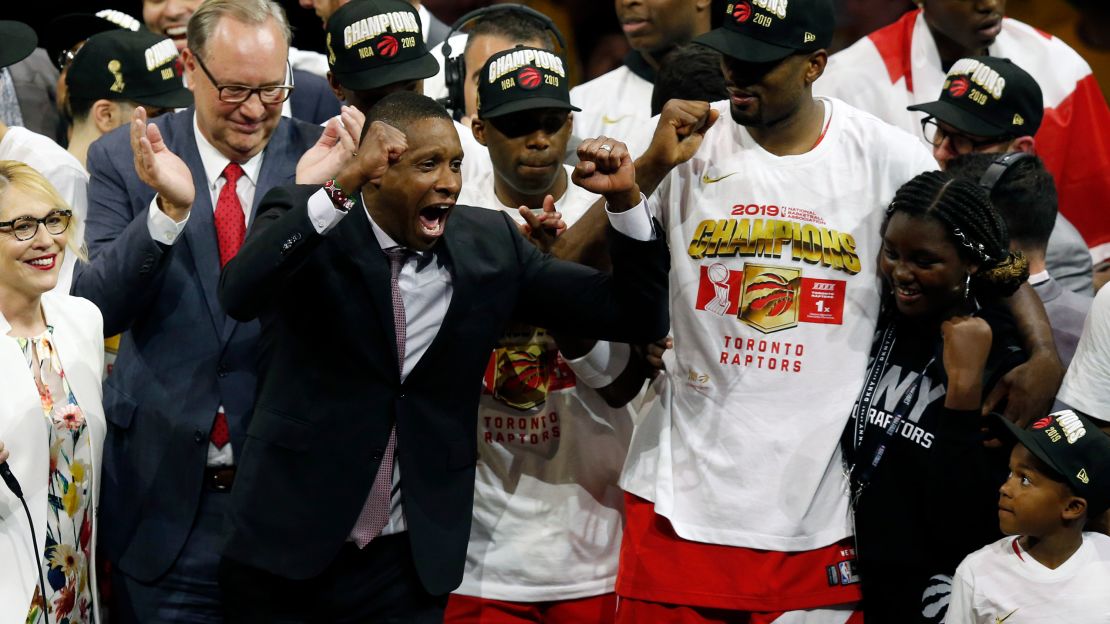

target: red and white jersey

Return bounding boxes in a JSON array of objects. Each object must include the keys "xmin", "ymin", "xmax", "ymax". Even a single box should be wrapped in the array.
[
  {"xmin": 946, "ymin": 533, "xmax": 1110, "ymax": 623},
  {"xmin": 455, "ymin": 170, "xmax": 635, "ymax": 601},
  {"xmin": 620, "ymin": 98, "xmax": 936, "ymax": 551},
  {"xmin": 816, "ymin": 9, "xmax": 1110, "ymax": 263},
  {"xmin": 571, "ymin": 64, "xmax": 656, "ymax": 157}
]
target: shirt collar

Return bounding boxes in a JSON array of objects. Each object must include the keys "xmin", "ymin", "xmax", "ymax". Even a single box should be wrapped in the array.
[
  {"xmin": 622, "ymin": 49, "xmax": 656, "ymax": 84},
  {"xmin": 1027, "ymin": 269, "xmax": 1051, "ymax": 285},
  {"xmin": 192, "ymin": 112, "xmax": 265, "ymax": 190},
  {"xmin": 363, "ymin": 203, "xmax": 435, "ymax": 264}
]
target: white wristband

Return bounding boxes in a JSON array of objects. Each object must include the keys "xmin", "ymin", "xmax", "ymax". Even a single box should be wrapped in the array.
[{"xmin": 564, "ymin": 341, "xmax": 631, "ymax": 389}]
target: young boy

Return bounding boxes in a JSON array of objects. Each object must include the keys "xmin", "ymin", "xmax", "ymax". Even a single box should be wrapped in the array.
[{"xmin": 945, "ymin": 409, "xmax": 1110, "ymax": 623}]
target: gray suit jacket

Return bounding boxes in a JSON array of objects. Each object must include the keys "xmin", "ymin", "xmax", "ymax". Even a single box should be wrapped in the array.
[
  {"xmin": 8, "ymin": 49, "xmax": 63, "ymax": 143},
  {"xmin": 1033, "ymin": 275, "xmax": 1093, "ymax": 368},
  {"xmin": 1046, "ymin": 214, "xmax": 1094, "ymax": 295},
  {"xmin": 72, "ymin": 109, "xmax": 322, "ymax": 581}
]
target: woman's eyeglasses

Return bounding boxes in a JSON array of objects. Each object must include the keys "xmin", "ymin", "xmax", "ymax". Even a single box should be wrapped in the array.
[{"xmin": 0, "ymin": 210, "xmax": 73, "ymax": 241}]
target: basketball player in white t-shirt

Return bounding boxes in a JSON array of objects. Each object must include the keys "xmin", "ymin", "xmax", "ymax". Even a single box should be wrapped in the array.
[
  {"xmin": 444, "ymin": 45, "xmax": 646, "ymax": 623},
  {"xmin": 555, "ymin": 0, "xmax": 1063, "ymax": 621}
]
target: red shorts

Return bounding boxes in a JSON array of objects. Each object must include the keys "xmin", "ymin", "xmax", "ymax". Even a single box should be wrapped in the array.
[
  {"xmin": 615, "ymin": 598, "xmax": 864, "ymax": 624},
  {"xmin": 617, "ymin": 494, "xmax": 862, "ymax": 613},
  {"xmin": 444, "ymin": 592, "xmax": 617, "ymax": 624}
]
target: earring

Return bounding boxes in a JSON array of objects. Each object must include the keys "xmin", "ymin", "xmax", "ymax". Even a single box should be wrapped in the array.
[{"xmin": 964, "ymin": 273, "xmax": 971, "ymax": 301}]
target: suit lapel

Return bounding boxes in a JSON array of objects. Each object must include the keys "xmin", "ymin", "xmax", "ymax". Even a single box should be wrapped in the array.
[
  {"xmin": 335, "ymin": 203, "xmax": 402, "ymax": 373},
  {"xmin": 175, "ymin": 115, "xmax": 225, "ymax": 339}
]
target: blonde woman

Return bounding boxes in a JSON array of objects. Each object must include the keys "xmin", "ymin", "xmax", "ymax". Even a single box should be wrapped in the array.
[{"xmin": 0, "ymin": 161, "xmax": 104, "ymax": 624}]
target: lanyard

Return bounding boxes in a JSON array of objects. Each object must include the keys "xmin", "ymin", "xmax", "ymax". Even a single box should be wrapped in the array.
[{"xmin": 848, "ymin": 322, "xmax": 936, "ymax": 505}]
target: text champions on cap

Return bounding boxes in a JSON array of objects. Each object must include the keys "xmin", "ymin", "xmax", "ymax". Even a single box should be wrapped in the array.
[
  {"xmin": 749, "ymin": 0, "xmax": 787, "ymax": 19},
  {"xmin": 946, "ymin": 58, "xmax": 1006, "ymax": 100},
  {"xmin": 488, "ymin": 49, "xmax": 566, "ymax": 84},
  {"xmin": 145, "ymin": 38, "xmax": 177, "ymax": 73},
  {"xmin": 343, "ymin": 11, "xmax": 420, "ymax": 49}
]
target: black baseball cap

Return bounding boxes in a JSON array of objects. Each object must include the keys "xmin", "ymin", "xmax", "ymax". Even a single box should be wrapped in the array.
[
  {"xmin": 325, "ymin": 0, "xmax": 439, "ymax": 91},
  {"xmin": 66, "ymin": 30, "xmax": 192, "ymax": 109},
  {"xmin": 477, "ymin": 46, "xmax": 580, "ymax": 119},
  {"xmin": 908, "ymin": 57, "xmax": 1043, "ymax": 139},
  {"xmin": 45, "ymin": 10, "xmax": 144, "ymax": 71},
  {"xmin": 0, "ymin": 21, "xmax": 37, "ymax": 69},
  {"xmin": 999, "ymin": 409, "xmax": 1110, "ymax": 515},
  {"xmin": 694, "ymin": 0, "xmax": 834, "ymax": 64}
]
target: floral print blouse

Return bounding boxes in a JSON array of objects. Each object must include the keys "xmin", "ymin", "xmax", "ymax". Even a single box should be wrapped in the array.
[{"xmin": 19, "ymin": 327, "xmax": 94, "ymax": 624}]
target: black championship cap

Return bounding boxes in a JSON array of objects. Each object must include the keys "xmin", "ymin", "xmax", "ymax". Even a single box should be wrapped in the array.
[
  {"xmin": 45, "ymin": 10, "xmax": 144, "ymax": 71},
  {"xmin": 478, "ymin": 46, "xmax": 580, "ymax": 119},
  {"xmin": 999, "ymin": 409, "xmax": 1110, "ymax": 515},
  {"xmin": 909, "ymin": 57, "xmax": 1043, "ymax": 139},
  {"xmin": 694, "ymin": 0, "xmax": 834, "ymax": 64},
  {"xmin": 325, "ymin": 0, "xmax": 439, "ymax": 91},
  {"xmin": 0, "ymin": 21, "xmax": 37, "ymax": 69},
  {"xmin": 66, "ymin": 30, "xmax": 193, "ymax": 109}
]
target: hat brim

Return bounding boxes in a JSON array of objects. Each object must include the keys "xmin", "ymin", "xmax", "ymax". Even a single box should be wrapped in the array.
[
  {"xmin": 129, "ymin": 88, "xmax": 194, "ymax": 110},
  {"xmin": 480, "ymin": 98, "xmax": 581, "ymax": 119},
  {"xmin": 996, "ymin": 414, "xmax": 1072, "ymax": 481},
  {"xmin": 693, "ymin": 28, "xmax": 797, "ymax": 64},
  {"xmin": 0, "ymin": 21, "xmax": 38, "ymax": 68},
  {"xmin": 907, "ymin": 100, "xmax": 1014, "ymax": 139},
  {"xmin": 333, "ymin": 53, "xmax": 439, "ymax": 91}
]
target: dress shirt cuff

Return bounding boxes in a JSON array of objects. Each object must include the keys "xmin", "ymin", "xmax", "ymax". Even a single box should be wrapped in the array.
[
  {"xmin": 147, "ymin": 196, "xmax": 188, "ymax": 245},
  {"xmin": 564, "ymin": 341, "xmax": 630, "ymax": 389},
  {"xmin": 307, "ymin": 187, "xmax": 349, "ymax": 235},
  {"xmin": 606, "ymin": 193, "xmax": 655, "ymax": 241}
]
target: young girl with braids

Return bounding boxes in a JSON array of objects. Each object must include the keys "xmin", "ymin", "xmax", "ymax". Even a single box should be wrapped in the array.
[{"xmin": 843, "ymin": 170, "xmax": 1030, "ymax": 623}]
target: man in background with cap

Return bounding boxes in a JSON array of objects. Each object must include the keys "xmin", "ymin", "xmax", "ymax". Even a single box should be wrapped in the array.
[
  {"xmin": 64, "ymin": 29, "xmax": 193, "ymax": 167},
  {"xmin": 445, "ymin": 45, "xmax": 639, "ymax": 623},
  {"xmin": 907, "ymin": 55, "xmax": 1094, "ymax": 295},
  {"xmin": 569, "ymin": 0, "xmax": 713, "ymax": 157},
  {"xmin": 816, "ymin": 0, "xmax": 1110, "ymax": 289},
  {"xmin": 0, "ymin": 20, "xmax": 89, "ymax": 294},
  {"xmin": 70, "ymin": 0, "xmax": 356, "ymax": 619}
]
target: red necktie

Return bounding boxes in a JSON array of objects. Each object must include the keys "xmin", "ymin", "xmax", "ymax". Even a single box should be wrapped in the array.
[
  {"xmin": 352, "ymin": 248, "xmax": 407, "ymax": 546},
  {"xmin": 214, "ymin": 162, "xmax": 245, "ymax": 268},
  {"xmin": 210, "ymin": 163, "xmax": 245, "ymax": 450}
]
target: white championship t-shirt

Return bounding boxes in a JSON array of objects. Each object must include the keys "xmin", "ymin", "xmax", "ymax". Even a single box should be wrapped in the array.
[
  {"xmin": 0, "ymin": 126, "xmax": 89, "ymax": 295},
  {"xmin": 620, "ymin": 97, "xmax": 937, "ymax": 551},
  {"xmin": 946, "ymin": 533, "xmax": 1110, "ymax": 623},
  {"xmin": 1058, "ymin": 285, "xmax": 1110, "ymax": 423},
  {"xmin": 455, "ymin": 166, "xmax": 634, "ymax": 601},
  {"xmin": 570, "ymin": 65, "xmax": 656, "ymax": 157}
]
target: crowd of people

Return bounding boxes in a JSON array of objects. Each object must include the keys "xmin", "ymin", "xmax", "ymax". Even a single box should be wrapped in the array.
[{"xmin": 1, "ymin": 0, "xmax": 1109, "ymax": 622}]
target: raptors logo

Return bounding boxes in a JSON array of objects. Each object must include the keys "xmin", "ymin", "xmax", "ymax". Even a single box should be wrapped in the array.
[
  {"xmin": 376, "ymin": 34, "xmax": 399, "ymax": 58},
  {"xmin": 1032, "ymin": 417, "xmax": 1054, "ymax": 430},
  {"xmin": 517, "ymin": 66, "xmax": 542, "ymax": 89},
  {"xmin": 733, "ymin": 1, "xmax": 752, "ymax": 22},
  {"xmin": 948, "ymin": 76, "xmax": 970, "ymax": 97}
]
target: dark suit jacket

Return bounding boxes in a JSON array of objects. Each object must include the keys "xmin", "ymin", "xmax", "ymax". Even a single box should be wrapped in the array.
[
  {"xmin": 217, "ymin": 185, "xmax": 669, "ymax": 594},
  {"xmin": 1033, "ymin": 275, "xmax": 1093, "ymax": 368},
  {"xmin": 289, "ymin": 68, "xmax": 342, "ymax": 126},
  {"xmin": 72, "ymin": 109, "xmax": 322, "ymax": 581}
]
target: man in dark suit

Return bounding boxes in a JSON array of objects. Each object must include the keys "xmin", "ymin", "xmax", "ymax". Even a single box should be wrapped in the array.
[
  {"xmin": 216, "ymin": 91, "xmax": 669, "ymax": 622},
  {"xmin": 71, "ymin": 0, "xmax": 358, "ymax": 620}
]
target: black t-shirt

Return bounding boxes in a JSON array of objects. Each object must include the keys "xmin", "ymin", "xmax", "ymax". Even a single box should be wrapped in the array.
[{"xmin": 844, "ymin": 308, "xmax": 1025, "ymax": 623}]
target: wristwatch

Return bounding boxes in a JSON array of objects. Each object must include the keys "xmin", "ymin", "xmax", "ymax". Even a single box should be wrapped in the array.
[{"xmin": 323, "ymin": 178, "xmax": 355, "ymax": 213}]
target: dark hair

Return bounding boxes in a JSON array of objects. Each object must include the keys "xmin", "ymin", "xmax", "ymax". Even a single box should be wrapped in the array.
[
  {"xmin": 462, "ymin": 11, "xmax": 554, "ymax": 55},
  {"xmin": 651, "ymin": 44, "xmax": 728, "ymax": 116},
  {"xmin": 363, "ymin": 92, "xmax": 452, "ymax": 141},
  {"xmin": 884, "ymin": 170, "xmax": 1029, "ymax": 299},
  {"xmin": 946, "ymin": 153, "xmax": 1058, "ymax": 254}
]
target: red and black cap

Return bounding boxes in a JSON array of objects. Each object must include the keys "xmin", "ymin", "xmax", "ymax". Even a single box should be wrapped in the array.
[
  {"xmin": 908, "ymin": 56, "xmax": 1043, "ymax": 140},
  {"xmin": 998, "ymin": 409, "xmax": 1110, "ymax": 516},
  {"xmin": 0, "ymin": 21, "xmax": 37, "ymax": 69},
  {"xmin": 477, "ymin": 45, "xmax": 580, "ymax": 119},
  {"xmin": 325, "ymin": 0, "xmax": 439, "ymax": 91},
  {"xmin": 694, "ymin": 0, "xmax": 834, "ymax": 64},
  {"xmin": 66, "ymin": 30, "xmax": 193, "ymax": 109}
]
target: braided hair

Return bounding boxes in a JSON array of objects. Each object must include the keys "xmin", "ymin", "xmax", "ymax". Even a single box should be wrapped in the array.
[{"xmin": 883, "ymin": 170, "xmax": 1028, "ymax": 299}]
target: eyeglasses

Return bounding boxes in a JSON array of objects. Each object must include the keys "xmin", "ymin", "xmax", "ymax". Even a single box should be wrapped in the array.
[
  {"xmin": 920, "ymin": 116, "xmax": 1009, "ymax": 154},
  {"xmin": 0, "ymin": 210, "xmax": 73, "ymax": 241},
  {"xmin": 56, "ymin": 41, "xmax": 87, "ymax": 72},
  {"xmin": 192, "ymin": 53, "xmax": 295, "ymax": 105}
]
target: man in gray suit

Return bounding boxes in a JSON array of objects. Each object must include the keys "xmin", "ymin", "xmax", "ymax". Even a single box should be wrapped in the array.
[
  {"xmin": 72, "ymin": 0, "xmax": 358, "ymax": 620},
  {"xmin": 951, "ymin": 153, "xmax": 1093, "ymax": 368}
]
